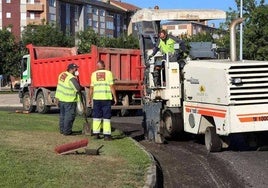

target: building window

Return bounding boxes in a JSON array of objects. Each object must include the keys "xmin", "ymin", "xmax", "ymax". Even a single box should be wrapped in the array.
[
  {"xmin": 100, "ymin": 22, "xmax": 105, "ymax": 29},
  {"xmin": 100, "ymin": 16, "xmax": 105, "ymax": 22},
  {"xmin": 49, "ymin": 0, "xmax": 56, "ymax": 7},
  {"xmin": 107, "ymin": 11, "xmax": 114, "ymax": 17},
  {"xmin": 106, "ymin": 21, "xmax": 114, "ymax": 30},
  {"xmin": 93, "ymin": 21, "xmax": 98, "ymax": 28},
  {"xmin": 87, "ymin": 18, "xmax": 92, "ymax": 27},
  {"xmin": 27, "ymin": 0, "xmax": 34, "ymax": 4},
  {"xmin": 100, "ymin": 29, "xmax": 105, "ymax": 35},
  {"xmin": 178, "ymin": 24, "xmax": 187, "ymax": 29},
  {"xmin": 99, "ymin": 9, "xmax": 105, "ymax": 17},
  {"xmin": 92, "ymin": 8, "xmax": 98, "ymax": 15},
  {"xmin": 6, "ymin": 12, "xmax": 11, "ymax": 18},
  {"xmin": 167, "ymin": 26, "xmax": 175, "ymax": 30},
  {"xmin": 6, "ymin": 0, "xmax": 11, "ymax": 3},
  {"xmin": 21, "ymin": 13, "xmax": 27, "ymax": 20},
  {"xmin": 49, "ymin": 13, "xmax": 56, "ymax": 22},
  {"xmin": 30, "ymin": 13, "xmax": 35, "ymax": 19},
  {"xmin": 87, "ymin": 5, "xmax": 92, "ymax": 13}
]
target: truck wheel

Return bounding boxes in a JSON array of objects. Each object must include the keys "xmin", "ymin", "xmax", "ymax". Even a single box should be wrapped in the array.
[
  {"xmin": 36, "ymin": 92, "xmax": 50, "ymax": 114},
  {"xmin": 22, "ymin": 92, "xmax": 36, "ymax": 112},
  {"xmin": 205, "ymin": 127, "xmax": 222, "ymax": 152}
]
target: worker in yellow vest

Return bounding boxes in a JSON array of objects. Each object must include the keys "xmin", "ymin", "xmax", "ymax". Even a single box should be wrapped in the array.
[
  {"xmin": 55, "ymin": 63, "xmax": 81, "ymax": 136},
  {"xmin": 150, "ymin": 29, "xmax": 186, "ymax": 59},
  {"xmin": 149, "ymin": 29, "xmax": 186, "ymax": 86},
  {"xmin": 88, "ymin": 60, "xmax": 117, "ymax": 141}
]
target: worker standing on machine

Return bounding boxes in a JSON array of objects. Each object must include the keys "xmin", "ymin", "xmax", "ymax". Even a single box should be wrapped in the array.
[{"xmin": 149, "ymin": 29, "xmax": 186, "ymax": 86}]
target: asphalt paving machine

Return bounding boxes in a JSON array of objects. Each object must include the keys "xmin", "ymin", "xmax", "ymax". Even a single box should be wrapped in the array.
[{"xmin": 130, "ymin": 8, "xmax": 268, "ymax": 152}]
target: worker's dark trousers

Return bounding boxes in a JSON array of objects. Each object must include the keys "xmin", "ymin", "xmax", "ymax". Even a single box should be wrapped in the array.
[
  {"xmin": 59, "ymin": 101, "xmax": 76, "ymax": 135},
  {"xmin": 92, "ymin": 100, "xmax": 112, "ymax": 136}
]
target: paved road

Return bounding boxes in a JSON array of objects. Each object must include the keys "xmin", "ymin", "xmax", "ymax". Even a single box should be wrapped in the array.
[
  {"xmin": 1, "ymin": 93, "xmax": 268, "ymax": 187},
  {"xmin": 0, "ymin": 93, "xmax": 21, "ymax": 107},
  {"xmin": 111, "ymin": 116, "xmax": 268, "ymax": 188}
]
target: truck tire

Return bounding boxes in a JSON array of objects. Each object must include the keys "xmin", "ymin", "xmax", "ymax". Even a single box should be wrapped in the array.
[
  {"xmin": 36, "ymin": 92, "xmax": 50, "ymax": 114},
  {"xmin": 22, "ymin": 92, "xmax": 36, "ymax": 112},
  {"xmin": 205, "ymin": 126, "xmax": 222, "ymax": 152}
]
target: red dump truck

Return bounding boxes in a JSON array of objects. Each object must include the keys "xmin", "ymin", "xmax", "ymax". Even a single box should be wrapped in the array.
[{"xmin": 19, "ymin": 44, "xmax": 143, "ymax": 115}]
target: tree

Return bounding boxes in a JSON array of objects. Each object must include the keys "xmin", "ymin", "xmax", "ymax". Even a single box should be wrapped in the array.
[
  {"xmin": 243, "ymin": 4, "xmax": 268, "ymax": 60},
  {"xmin": 188, "ymin": 32, "xmax": 214, "ymax": 42},
  {"xmin": 221, "ymin": 0, "xmax": 267, "ymax": 60},
  {"xmin": 76, "ymin": 27, "xmax": 139, "ymax": 54},
  {"xmin": 0, "ymin": 27, "xmax": 21, "ymax": 78},
  {"xmin": 21, "ymin": 21, "xmax": 74, "ymax": 47},
  {"xmin": 76, "ymin": 28, "xmax": 99, "ymax": 53}
]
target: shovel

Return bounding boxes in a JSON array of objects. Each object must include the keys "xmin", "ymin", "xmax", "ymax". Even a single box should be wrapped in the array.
[
  {"xmin": 79, "ymin": 92, "xmax": 91, "ymax": 136},
  {"xmin": 85, "ymin": 145, "xmax": 104, "ymax": 155}
]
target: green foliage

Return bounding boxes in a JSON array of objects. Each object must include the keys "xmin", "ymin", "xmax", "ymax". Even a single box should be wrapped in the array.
[
  {"xmin": 77, "ymin": 27, "xmax": 139, "ymax": 54},
  {"xmin": 76, "ymin": 27, "xmax": 99, "ymax": 53},
  {"xmin": 188, "ymin": 32, "xmax": 214, "ymax": 42},
  {"xmin": 0, "ymin": 27, "xmax": 21, "ymax": 77},
  {"xmin": 243, "ymin": 4, "xmax": 268, "ymax": 60},
  {"xmin": 220, "ymin": 0, "xmax": 268, "ymax": 60},
  {"xmin": 21, "ymin": 21, "xmax": 75, "ymax": 47}
]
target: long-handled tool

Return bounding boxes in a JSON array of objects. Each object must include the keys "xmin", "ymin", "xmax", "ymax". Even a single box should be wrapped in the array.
[
  {"xmin": 76, "ymin": 75, "xmax": 91, "ymax": 136},
  {"xmin": 79, "ymin": 92, "xmax": 91, "ymax": 136}
]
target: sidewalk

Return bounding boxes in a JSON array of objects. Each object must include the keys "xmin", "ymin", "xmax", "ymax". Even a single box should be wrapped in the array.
[{"xmin": 0, "ymin": 93, "xmax": 22, "ymax": 107}]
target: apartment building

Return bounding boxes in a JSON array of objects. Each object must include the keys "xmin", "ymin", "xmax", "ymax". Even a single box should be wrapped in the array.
[
  {"xmin": 0, "ymin": 0, "xmax": 139, "ymax": 40},
  {"xmin": 162, "ymin": 21, "xmax": 218, "ymax": 38}
]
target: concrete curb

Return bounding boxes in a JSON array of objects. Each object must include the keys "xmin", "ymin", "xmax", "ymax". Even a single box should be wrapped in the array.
[
  {"xmin": 0, "ymin": 104, "xmax": 22, "ymax": 107},
  {"xmin": 129, "ymin": 138, "xmax": 157, "ymax": 188}
]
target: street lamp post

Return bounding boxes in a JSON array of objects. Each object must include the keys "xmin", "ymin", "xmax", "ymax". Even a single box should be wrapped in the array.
[{"xmin": 240, "ymin": 0, "xmax": 243, "ymax": 61}]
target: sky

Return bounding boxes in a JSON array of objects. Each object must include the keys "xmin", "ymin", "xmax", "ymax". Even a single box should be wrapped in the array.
[{"xmin": 122, "ymin": 0, "xmax": 266, "ymax": 27}]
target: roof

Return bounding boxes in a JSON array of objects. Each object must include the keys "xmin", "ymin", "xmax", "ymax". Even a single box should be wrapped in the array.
[
  {"xmin": 87, "ymin": 0, "xmax": 124, "ymax": 12},
  {"xmin": 110, "ymin": 0, "xmax": 140, "ymax": 12}
]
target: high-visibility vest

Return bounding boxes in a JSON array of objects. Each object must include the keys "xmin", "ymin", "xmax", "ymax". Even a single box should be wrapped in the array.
[
  {"xmin": 55, "ymin": 71, "xmax": 79, "ymax": 102},
  {"xmin": 158, "ymin": 37, "xmax": 176, "ymax": 54},
  {"xmin": 91, "ymin": 70, "xmax": 114, "ymax": 100}
]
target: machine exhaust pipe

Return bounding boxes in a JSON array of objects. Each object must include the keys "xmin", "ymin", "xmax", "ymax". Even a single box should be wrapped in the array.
[{"xmin": 230, "ymin": 18, "xmax": 244, "ymax": 62}]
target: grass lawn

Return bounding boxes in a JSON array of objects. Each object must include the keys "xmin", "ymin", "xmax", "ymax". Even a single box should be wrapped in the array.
[{"xmin": 0, "ymin": 111, "xmax": 151, "ymax": 188}]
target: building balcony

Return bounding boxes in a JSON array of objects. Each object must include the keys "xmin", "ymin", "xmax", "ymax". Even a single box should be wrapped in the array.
[
  {"xmin": 26, "ymin": 3, "xmax": 44, "ymax": 12},
  {"xmin": 27, "ymin": 18, "xmax": 43, "ymax": 25}
]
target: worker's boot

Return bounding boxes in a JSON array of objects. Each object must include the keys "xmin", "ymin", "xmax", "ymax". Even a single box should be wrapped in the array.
[
  {"xmin": 94, "ymin": 134, "xmax": 100, "ymax": 139},
  {"xmin": 104, "ymin": 135, "xmax": 113, "ymax": 141}
]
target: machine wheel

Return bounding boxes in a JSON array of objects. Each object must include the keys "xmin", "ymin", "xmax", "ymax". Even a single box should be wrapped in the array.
[
  {"xmin": 36, "ymin": 92, "xmax": 50, "ymax": 114},
  {"xmin": 205, "ymin": 127, "xmax": 222, "ymax": 152},
  {"xmin": 162, "ymin": 110, "xmax": 183, "ymax": 138},
  {"xmin": 22, "ymin": 92, "xmax": 36, "ymax": 112}
]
